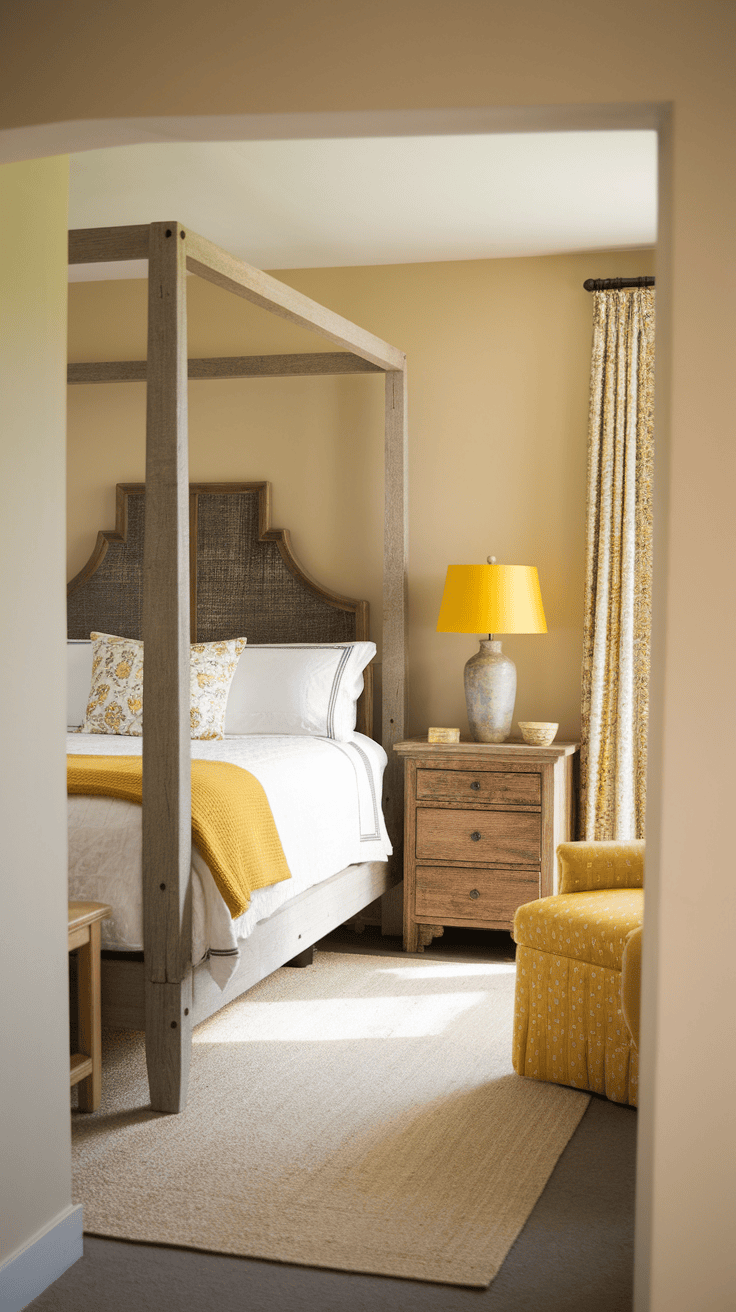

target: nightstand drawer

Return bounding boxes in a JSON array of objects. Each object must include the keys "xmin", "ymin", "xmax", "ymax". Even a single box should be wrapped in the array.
[
  {"xmin": 416, "ymin": 807, "xmax": 541, "ymax": 865},
  {"xmin": 415, "ymin": 866, "xmax": 539, "ymax": 923},
  {"xmin": 416, "ymin": 768, "xmax": 540, "ymax": 807}
]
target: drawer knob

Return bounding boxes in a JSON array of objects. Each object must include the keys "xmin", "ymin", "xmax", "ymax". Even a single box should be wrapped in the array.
[
  {"xmin": 470, "ymin": 780, "xmax": 481, "ymax": 791},
  {"xmin": 469, "ymin": 888, "xmax": 480, "ymax": 900},
  {"xmin": 470, "ymin": 830, "xmax": 481, "ymax": 842}
]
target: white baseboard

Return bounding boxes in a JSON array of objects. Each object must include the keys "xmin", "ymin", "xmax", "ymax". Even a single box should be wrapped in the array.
[{"xmin": 0, "ymin": 1204, "xmax": 83, "ymax": 1312}]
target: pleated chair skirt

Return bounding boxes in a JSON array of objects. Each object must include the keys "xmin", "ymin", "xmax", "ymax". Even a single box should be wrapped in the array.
[{"xmin": 512, "ymin": 945, "xmax": 638, "ymax": 1107}]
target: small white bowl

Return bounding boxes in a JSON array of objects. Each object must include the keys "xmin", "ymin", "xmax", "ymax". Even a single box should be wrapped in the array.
[{"xmin": 518, "ymin": 721, "xmax": 558, "ymax": 747}]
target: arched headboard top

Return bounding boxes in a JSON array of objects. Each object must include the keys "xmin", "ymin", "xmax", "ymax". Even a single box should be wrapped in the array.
[{"xmin": 67, "ymin": 482, "xmax": 372, "ymax": 732}]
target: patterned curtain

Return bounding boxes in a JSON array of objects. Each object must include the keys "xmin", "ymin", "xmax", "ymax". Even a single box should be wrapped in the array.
[{"xmin": 580, "ymin": 288, "xmax": 655, "ymax": 840}]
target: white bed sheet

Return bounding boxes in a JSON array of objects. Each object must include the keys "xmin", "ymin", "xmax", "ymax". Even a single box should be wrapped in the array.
[{"xmin": 67, "ymin": 732, "xmax": 392, "ymax": 987}]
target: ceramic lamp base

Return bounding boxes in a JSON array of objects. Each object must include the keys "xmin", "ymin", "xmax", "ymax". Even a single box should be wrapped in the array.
[{"xmin": 464, "ymin": 639, "xmax": 516, "ymax": 743}]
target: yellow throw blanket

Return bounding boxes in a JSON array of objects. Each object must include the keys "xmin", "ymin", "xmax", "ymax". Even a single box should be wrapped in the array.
[{"xmin": 67, "ymin": 755, "xmax": 291, "ymax": 918}]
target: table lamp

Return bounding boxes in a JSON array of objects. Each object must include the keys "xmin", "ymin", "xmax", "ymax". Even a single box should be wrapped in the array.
[{"xmin": 436, "ymin": 557, "xmax": 547, "ymax": 742}]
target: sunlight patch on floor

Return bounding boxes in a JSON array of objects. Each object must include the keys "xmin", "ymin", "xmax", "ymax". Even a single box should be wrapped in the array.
[
  {"xmin": 377, "ymin": 961, "xmax": 516, "ymax": 979},
  {"xmin": 192, "ymin": 991, "xmax": 488, "ymax": 1043}
]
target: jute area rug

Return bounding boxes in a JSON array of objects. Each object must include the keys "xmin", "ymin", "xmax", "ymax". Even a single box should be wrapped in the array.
[{"xmin": 72, "ymin": 950, "xmax": 589, "ymax": 1288}]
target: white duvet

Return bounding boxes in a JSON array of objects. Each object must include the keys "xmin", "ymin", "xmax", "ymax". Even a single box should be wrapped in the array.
[{"xmin": 67, "ymin": 732, "xmax": 392, "ymax": 988}]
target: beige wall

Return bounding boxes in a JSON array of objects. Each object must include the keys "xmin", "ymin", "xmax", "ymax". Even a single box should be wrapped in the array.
[
  {"xmin": 0, "ymin": 158, "xmax": 73, "ymax": 1264},
  {"xmin": 68, "ymin": 247, "xmax": 654, "ymax": 741},
  {"xmin": 2, "ymin": 2, "xmax": 736, "ymax": 1308},
  {"xmin": 0, "ymin": 0, "xmax": 731, "ymax": 128}
]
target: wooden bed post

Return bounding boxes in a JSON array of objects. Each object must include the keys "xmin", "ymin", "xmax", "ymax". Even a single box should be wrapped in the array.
[
  {"xmin": 381, "ymin": 368, "xmax": 409, "ymax": 933},
  {"xmin": 142, "ymin": 222, "xmax": 193, "ymax": 1112}
]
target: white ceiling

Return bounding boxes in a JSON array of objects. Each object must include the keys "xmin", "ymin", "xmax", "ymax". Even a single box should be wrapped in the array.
[{"xmin": 68, "ymin": 131, "xmax": 657, "ymax": 280}]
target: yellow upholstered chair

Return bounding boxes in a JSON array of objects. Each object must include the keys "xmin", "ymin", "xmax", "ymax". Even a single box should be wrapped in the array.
[{"xmin": 512, "ymin": 840, "xmax": 644, "ymax": 1106}]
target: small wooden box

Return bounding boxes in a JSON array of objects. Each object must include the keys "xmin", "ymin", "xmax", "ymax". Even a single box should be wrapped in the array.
[{"xmin": 427, "ymin": 727, "xmax": 460, "ymax": 744}]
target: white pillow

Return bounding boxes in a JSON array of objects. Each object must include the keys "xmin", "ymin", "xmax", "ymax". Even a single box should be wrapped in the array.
[
  {"xmin": 224, "ymin": 642, "xmax": 374, "ymax": 740},
  {"xmin": 67, "ymin": 640, "xmax": 94, "ymax": 728}
]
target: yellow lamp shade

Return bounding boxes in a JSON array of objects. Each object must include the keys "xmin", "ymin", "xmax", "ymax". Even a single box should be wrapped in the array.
[{"xmin": 436, "ymin": 563, "xmax": 547, "ymax": 635}]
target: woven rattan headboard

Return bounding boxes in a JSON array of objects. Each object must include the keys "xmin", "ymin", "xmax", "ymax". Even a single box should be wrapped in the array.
[{"xmin": 67, "ymin": 482, "xmax": 373, "ymax": 735}]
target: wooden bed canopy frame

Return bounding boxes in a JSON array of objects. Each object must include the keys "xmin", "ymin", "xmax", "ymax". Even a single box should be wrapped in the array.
[{"xmin": 68, "ymin": 222, "xmax": 408, "ymax": 1113}]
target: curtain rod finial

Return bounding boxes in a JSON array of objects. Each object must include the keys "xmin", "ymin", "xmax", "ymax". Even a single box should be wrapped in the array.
[{"xmin": 487, "ymin": 555, "xmax": 497, "ymax": 565}]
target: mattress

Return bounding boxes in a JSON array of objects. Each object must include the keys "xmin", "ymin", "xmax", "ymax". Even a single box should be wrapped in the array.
[{"xmin": 67, "ymin": 732, "xmax": 392, "ymax": 987}]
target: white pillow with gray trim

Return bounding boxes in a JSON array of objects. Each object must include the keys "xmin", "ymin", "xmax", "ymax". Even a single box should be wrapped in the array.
[{"xmin": 224, "ymin": 642, "xmax": 374, "ymax": 739}]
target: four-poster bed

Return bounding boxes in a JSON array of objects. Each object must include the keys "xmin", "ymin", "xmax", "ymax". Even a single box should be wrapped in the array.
[{"xmin": 67, "ymin": 222, "xmax": 408, "ymax": 1113}]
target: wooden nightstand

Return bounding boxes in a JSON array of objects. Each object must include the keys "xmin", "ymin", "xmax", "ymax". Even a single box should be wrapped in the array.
[{"xmin": 393, "ymin": 739, "xmax": 579, "ymax": 952}]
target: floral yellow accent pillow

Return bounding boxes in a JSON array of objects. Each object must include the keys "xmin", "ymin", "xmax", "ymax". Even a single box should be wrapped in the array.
[
  {"xmin": 83, "ymin": 633, "xmax": 145, "ymax": 736},
  {"xmin": 82, "ymin": 633, "xmax": 247, "ymax": 740},
  {"xmin": 189, "ymin": 638, "xmax": 247, "ymax": 739}
]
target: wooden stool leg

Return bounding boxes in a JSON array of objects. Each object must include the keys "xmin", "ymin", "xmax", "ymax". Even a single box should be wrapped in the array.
[{"xmin": 76, "ymin": 920, "xmax": 102, "ymax": 1111}]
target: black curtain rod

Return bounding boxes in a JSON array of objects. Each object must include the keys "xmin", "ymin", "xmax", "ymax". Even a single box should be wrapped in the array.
[{"xmin": 583, "ymin": 276, "xmax": 655, "ymax": 292}]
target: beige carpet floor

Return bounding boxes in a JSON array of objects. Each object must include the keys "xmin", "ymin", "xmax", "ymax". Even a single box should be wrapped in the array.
[{"xmin": 72, "ymin": 950, "xmax": 589, "ymax": 1288}]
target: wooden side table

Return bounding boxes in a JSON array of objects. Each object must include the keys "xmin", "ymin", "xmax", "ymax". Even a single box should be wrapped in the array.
[
  {"xmin": 68, "ymin": 900, "xmax": 111, "ymax": 1112},
  {"xmin": 393, "ymin": 739, "xmax": 579, "ymax": 952}
]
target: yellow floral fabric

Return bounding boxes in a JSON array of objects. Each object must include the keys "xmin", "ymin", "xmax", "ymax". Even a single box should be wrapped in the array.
[
  {"xmin": 581, "ymin": 288, "xmax": 654, "ymax": 841},
  {"xmin": 82, "ymin": 632, "xmax": 247, "ymax": 740},
  {"xmin": 512, "ymin": 886, "xmax": 643, "ymax": 1106},
  {"xmin": 189, "ymin": 639, "xmax": 247, "ymax": 739},
  {"xmin": 83, "ymin": 633, "xmax": 144, "ymax": 736}
]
